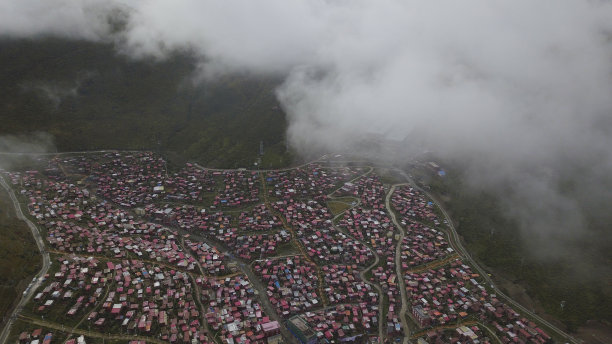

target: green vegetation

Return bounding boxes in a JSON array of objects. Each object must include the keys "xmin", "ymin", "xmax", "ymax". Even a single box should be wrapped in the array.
[
  {"xmin": 0, "ymin": 38, "xmax": 291, "ymax": 169},
  {"xmin": 375, "ymin": 168, "xmax": 403, "ymax": 185},
  {"xmin": 0, "ymin": 186, "xmax": 41, "ymax": 325},
  {"xmin": 327, "ymin": 200, "xmax": 352, "ymax": 216},
  {"xmin": 274, "ymin": 242, "xmax": 300, "ymax": 257},
  {"xmin": 416, "ymin": 165, "xmax": 612, "ymax": 332},
  {"xmin": 332, "ymin": 196, "xmax": 358, "ymax": 203}
]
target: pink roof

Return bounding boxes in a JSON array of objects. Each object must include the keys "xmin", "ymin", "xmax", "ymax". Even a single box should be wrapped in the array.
[{"xmin": 261, "ymin": 321, "xmax": 279, "ymax": 332}]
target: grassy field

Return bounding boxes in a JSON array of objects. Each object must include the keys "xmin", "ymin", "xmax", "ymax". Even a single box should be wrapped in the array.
[
  {"xmin": 274, "ymin": 242, "xmax": 300, "ymax": 257},
  {"xmin": 374, "ymin": 168, "xmax": 404, "ymax": 186},
  {"xmin": 327, "ymin": 200, "xmax": 352, "ymax": 216},
  {"xmin": 0, "ymin": 185, "xmax": 41, "ymax": 325}
]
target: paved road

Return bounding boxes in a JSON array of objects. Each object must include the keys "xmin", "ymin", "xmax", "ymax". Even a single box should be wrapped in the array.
[
  {"xmin": 386, "ymin": 184, "xmax": 411, "ymax": 344},
  {"xmin": 235, "ymin": 259, "xmax": 300, "ymax": 344},
  {"xmin": 328, "ymin": 186, "xmax": 384, "ymax": 342},
  {"xmin": 323, "ymin": 166, "xmax": 390, "ymax": 342},
  {"xmin": 171, "ymin": 223, "xmax": 299, "ymax": 344},
  {"xmin": 0, "ymin": 176, "xmax": 51, "ymax": 344},
  {"xmin": 396, "ymin": 170, "xmax": 582, "ymax": 344},
  {"xmin": 358, "ymin": 247, "xmax": 385, "ymax": 342},
  {"xmin": 331, "ymin": 212, "xmax": 386, "ymax": 343}
]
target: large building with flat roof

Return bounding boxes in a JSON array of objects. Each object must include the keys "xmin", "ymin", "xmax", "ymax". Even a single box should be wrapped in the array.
[{"xmin": 286, "ymin": 315, "xmax": 317, "ymax": 344}]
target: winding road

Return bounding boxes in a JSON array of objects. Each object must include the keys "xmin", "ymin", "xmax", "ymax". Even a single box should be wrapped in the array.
[
  {"xmin": 396, "ymin": 170, "xmax": 582, "ymax": 344},
  {"xmin": 0, "ymin": 175, "xmax": 51, "ymax": 344},
  {"xmin": 386, "ymin": 184, "xmax": 411, "ymax": 344}
]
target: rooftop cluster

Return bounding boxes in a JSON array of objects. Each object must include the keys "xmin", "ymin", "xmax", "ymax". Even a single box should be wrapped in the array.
[{"xmin": 3, "ymin": 153, "xmax": 554, "ymax": 344}]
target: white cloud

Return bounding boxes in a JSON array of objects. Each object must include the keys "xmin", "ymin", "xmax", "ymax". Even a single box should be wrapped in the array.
[{"xmin": 2, "ymin": 0, "xmax": 612, "ymax": 256}]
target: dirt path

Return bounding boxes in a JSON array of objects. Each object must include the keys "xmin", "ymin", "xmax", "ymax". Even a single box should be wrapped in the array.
[{"xmin": 18, "ymin": 314, "xmax": 167, "ymax": 344}]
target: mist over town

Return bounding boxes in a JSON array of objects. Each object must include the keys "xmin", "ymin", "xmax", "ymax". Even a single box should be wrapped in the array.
[{"xmin": 0, "ymin": 1, "xmax": 611, "ymax": 343}]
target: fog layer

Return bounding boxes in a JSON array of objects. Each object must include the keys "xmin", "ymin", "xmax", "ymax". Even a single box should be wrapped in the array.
[{"xmin": 2, "ymin": 0, "xmax": 612, "ymax": 257}]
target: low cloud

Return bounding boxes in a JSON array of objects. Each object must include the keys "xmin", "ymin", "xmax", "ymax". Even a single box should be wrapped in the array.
[
  {"xmin": 0, "ymin": 133, "xmax": 56, "ymax": 170},
  {"xmin": 0, "ymin": 0, "xmax": 125, "ymax": 40},
  {"xmin": 20, "ymin": 70, "xmax": 97, "ymax": 108},
  {"xmin": 2, "ymin": 0, "xmax": 612, "ymax": 258}
]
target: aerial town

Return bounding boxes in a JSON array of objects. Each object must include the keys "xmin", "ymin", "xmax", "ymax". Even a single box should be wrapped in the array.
[{"xmin": 0, "ymin": 151, "xmax": 558, "ymax": 343}]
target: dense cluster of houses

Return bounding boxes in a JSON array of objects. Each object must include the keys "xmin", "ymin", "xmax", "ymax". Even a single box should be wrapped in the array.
[
  {"xmin": 145, "ymin": 203, "xmax": 292, "ymax": 262},
  {"xmin": 146, "ymin": 202, "xmax": 283, "ymax": 235},
  {"xmin": 145, "ymin": 204, "xmax": 229, "ymax": 234},
  {"xmin": 17, "ymin": 328, "xmax": 83, "ymax": 344},
  {"xmin": 337, "ymin": 206, "xmax": 402, "ymax": 336},
  {"xmin": 406, "ymin": 259, "xmax": 552, "ymax": 343},
  {"xmin": 400, "ymin": 222, "xmax": 452, "ymax": 268},
  {"xmin": 54, "ymin": 152, "xmax": 257, "ymax": 208},
  {"xmin": 92, "ymin": 152, "xmax": 168, "ymax": 207},
  {"xmin": 197, "ymin": 275, "xmax": 279, "ymax": 344},
  {"xmin": 253, "ymin": 256, "xmax": 321, "ymax": 317},
  {"xmin": 417, "ymin": 325, "xmax": 491, "ymax": 344},
  {"xmin": 333, "ymin": 174, "xmax": 386, "ymax": 209},
  {"xmin": 184, "ymin": 240, "xmax": 231, "ymax": 275},
  {"xmin": 337, "ymin": 207, "xmax": 396, "ymax": 261},
  {"xmin": 265, "ymin": 165, "xmax": 362, "ymax": 201},
  {"xmin": 231, "ymin": 230, "xmax": 292, "ymax": 261},
  {"xmin": 298, "ymin": 303, "xmax": 379, "ymax": 341},
  {"xmin": 391, "ymin": 186, "xmax": 441, "ymax": 225},
  {"xmin": 33, "ymin": 255, "xmax": 101, "ymax": 316},
  {"xmin": 33, "ymin": 255, "xmax": 209, "ymax": 342},
  {"xmin": 90, "ymin": 153, "xmax": 218, "ymax": 206},
  {"xmin": 237, "ymin": 204, "xmax": 283, "ymax": 232},
  {"xmin": 3, "ymin": 152, "xmax": 555, "ymax": 344},
  {"xmin": 4, "ymin": 160, "xmax": 280, "ymax": 343},
  {"xmin": 406, "ymin": 260, "xmax": 483, "ymax": 327},
  {"xmin": 213, "ymin": 170, "xmax": 260, "ymax": 208},
  {"xmin": 390, "ymin": 185, "xmax": 452, "ymax": 267},
  {"xmin": 300, "ymin": 225, "xmax": 374, "ymax": 267},
  {"xmin": 270, "ymin": 199, "xmax": 374, "ymax": 267},
  {"xmin": 322, "ymin": 264, "xmax": 376, "ymax": 305},
  {"xmin": 15, "ymin": 172, "xmax": 198, "ymax": 271},
  {"xmin": 369, "ymin": 264, "xmax": 403, "ymax": 336},
  {"xmin": 165, "ymin": 163, "xmax": 216, "ymax": 203},
  {"xmin": 23, "ymin": 247, "xmax": 278, "ymax": 343}
]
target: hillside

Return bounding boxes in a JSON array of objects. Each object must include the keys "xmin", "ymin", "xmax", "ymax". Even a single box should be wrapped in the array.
[
  {"xmin": 0, "ymin": 185, "xmax": 41, "ymax": 327},
  {"xmin": 411, "ymin": 163, "xmax": 612, "ymax": 334},
  {"xmin": 0, "ymin": 38, "xmax": 291, "ymax": 168}
]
